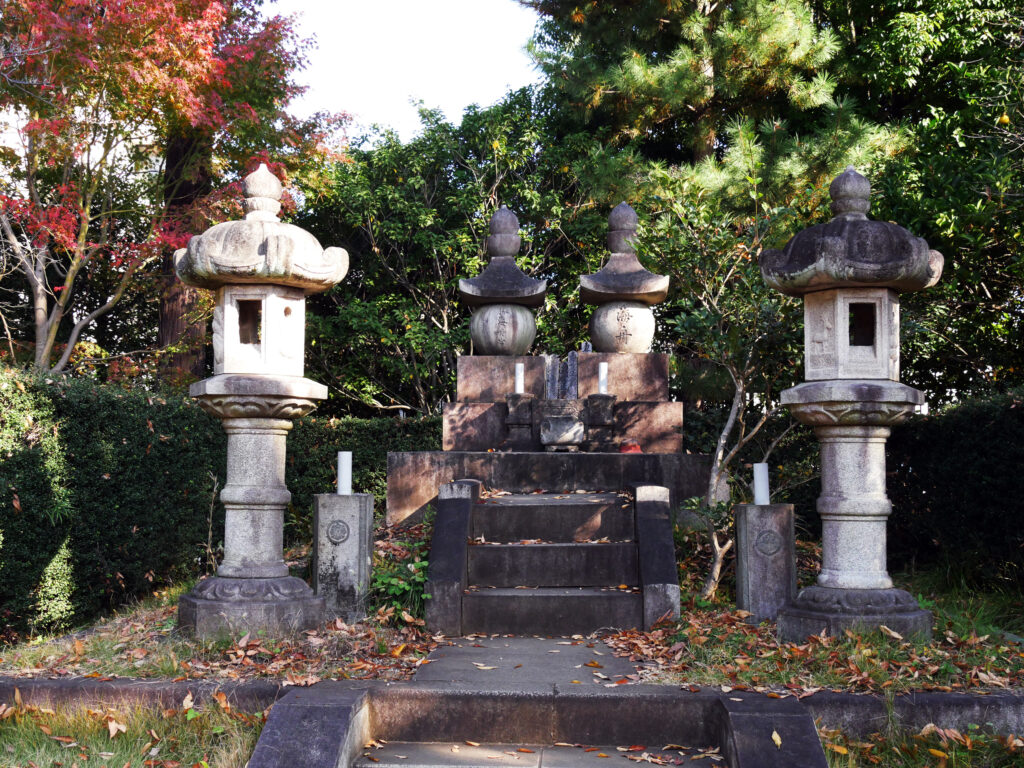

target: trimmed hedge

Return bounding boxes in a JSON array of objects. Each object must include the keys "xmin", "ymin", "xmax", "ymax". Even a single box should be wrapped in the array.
[
  {"xmin": 0, "ymin": 369, "xmax": 226, "ymax": 637},
  {"xmin": 888, "ymin": 389, "xmax": 1024, "ymax": 588},
  {"xmin": 286, "ymin": 415, "xmax": 441, "ymax": 539},
  {"xmin": 0, "ymin": 369, "xmax": 441, "ymax": 637}
]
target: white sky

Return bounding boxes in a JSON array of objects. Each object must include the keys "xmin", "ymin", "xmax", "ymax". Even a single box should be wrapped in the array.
[{"xmin": 272, "ymin": 0, "xmax": 543, "ymax": 142}]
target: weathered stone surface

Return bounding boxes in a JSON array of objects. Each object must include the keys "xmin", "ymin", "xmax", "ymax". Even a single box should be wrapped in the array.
[
  {"xmin": 735, "ymin": 504, "xmax": 795, "ymax": 623},
  {"xmin": 443, "ymin": 402, "xmax": 507, "ymax": 451},
  {"xmin": 212, "ymin": 285, "xmax": 307, "ymax": 376},
  {"xmin": 470, "ymin": 304, "xmax": 537, "ymax": 355},
  {"xmin": 588, "ymin": 301, "xmax": 656, "ymax": 353},
  {"xmin": 386, "ymin": 451, "xmax": 711, "ymax": 526},
  {"xmin": 760, "ymin": 166, "xmax": 943, "ymax": 296},
  {"xmin": 176, "ymin": 163, "xmax": 341, "ymax": 640},
  {"xmin": 424, "ymin": 480, "xmax": 480, "ymax": 635},
  {"xmin": 711, "ymin": 694, "xmax": 828, "ymax": 767},
  {"xmin": 472, "ymin": 493, "xmax": 633, "ymax": 544},
  {"xmin": 461, "ymin": 586, "xmax": 643, "ymax": 635},
  {"xmin": 175, "ymin": 164, "xmax": 348, "ymax": 293},
  {"xmin": 777, "ymin": 586, "xmax": 932, "ymax": 642},
  {"xmin": 580, "ymin": 203, "xmax": 669, "ymax": 305},
  {"xmin": 313, "ymin": 493, "xmax": 373, "ymax": 622},
  {"xmin": 468, "ymin": 542, "xmax": 638, "ymax": 587},
  {"xmin": 505, "ymin": 393, "xmax": 535, "ymax": 425},
  {"xmin": 633, "ymin": 485, "xmax": 680, "ymax": 627},
  {"xmin": 190, "ymin": 373, "xmax": 328, "ymax": 402},
  {"xmin": 804, "ymin": 287, "xmax": 900, "ymax": 381},
  {"xmin": 248, "ymin": 684, "xmax": 369, "ymax": 768},
  {"xmin": 179, "ymin": 577, "xmax": 325, "ymax": 639},
  {"xmin": 577, "ymin": 353, "xmax": 669, "ymax": 401},
  {"xmin": 539, "ymin": 399, "xmax": 585, "ymax": 451},
  {"xmin": 765, "ymin": 166, "xmax": 937, "ymax": 647},
  {"xmin": 614, "ymin": 402, "xmax": 683, "ymax": 454},
  {"xmin": 459, "ymin": 207, "xmax": 547, "ymax": 307},
  {"xmin": 584, "ymin": 394, "xmax": 616, "ymax": 426},
  {"xmin": 456, "ymin": 355, "xmax": 548, "ymax": 402},
  {"xmin": 783, "ymin": 379, "xmax": 923, "ymax": 425},
  {"xmin": 0, "ymin": 675, "xmax": 285, "ymax": 713},
  {"xmin": 414, "ymin": 637, "xmax": 636, "ymax": 686}
]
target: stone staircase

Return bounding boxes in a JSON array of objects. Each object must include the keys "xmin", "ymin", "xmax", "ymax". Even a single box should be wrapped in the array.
[{"xmin": 425, "ymin": 482, "xmax": 679, "ymax": 636}]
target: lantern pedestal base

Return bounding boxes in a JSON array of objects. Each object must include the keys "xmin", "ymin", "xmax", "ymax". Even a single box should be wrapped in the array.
[
  {"xmin": 777, "ymin": 586, "xmax": 931, "ymax": 642},
  {"xmin": 178, "ymin": 576, "xmax": 324, "ymax": 640}
]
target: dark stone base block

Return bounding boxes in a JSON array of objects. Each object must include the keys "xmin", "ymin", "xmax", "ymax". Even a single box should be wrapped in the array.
[
  {"xmin": 777, "ymin": 586, "xmax": 932, "ymax": 642},
  {"xmin": 178, "ymin": 576, "xmax": 325, "ymax": 639}
]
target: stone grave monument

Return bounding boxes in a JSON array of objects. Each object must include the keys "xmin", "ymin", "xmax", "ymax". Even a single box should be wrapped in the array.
[
  {"xmin": 761, "ymin": 166, "xmax": 943, "ymax": 641},
  {"xmin": 581, "ymin": 201, "xmax": 669, "ymax": 353},
  {"xmin": 175, "ymin": 164, "xmax": 349, "ymax": 638},
  {"xmin": 460, "ymin": 205, "xmax": 546, "ymax": 355},
  {"xmin": 387, "ymin": 204, "xmax": 711, "ymax": 635}
]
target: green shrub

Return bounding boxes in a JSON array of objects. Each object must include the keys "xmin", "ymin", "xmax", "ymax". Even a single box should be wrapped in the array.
[
  {"xmin": 887, "ymin": 388, "xmax": 1024, "ymax": 588},
  {"xmin": 0, "ymin": 369, "xmax": 226, "ymax": 637},
  {"xmin": 0, "ymin": 368, "xmax": 442, "ymax": 637},
  {"xmin": 285, "ymin": 415, "xmax": 441, "ymax": 541}
]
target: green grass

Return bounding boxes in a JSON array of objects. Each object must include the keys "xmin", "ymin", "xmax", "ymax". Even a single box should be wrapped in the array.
[
  {"xmin": 0, "ymin": 697, "xmax": 263, "ymax": 768},
  {"xmin": 820, "ymin": 723, "xmax": 1024, "ymax": 766}
]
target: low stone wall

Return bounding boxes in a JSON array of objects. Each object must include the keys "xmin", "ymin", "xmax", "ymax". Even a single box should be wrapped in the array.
[{"xmin": 385, "ymin": 450, "xmax": 712, "ymax": 526}]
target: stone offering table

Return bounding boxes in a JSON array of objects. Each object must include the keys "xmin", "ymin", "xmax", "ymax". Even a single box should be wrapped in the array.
[
  {"xmin": 174, "ymin": 164, "xmax": 349, "ymax": 639},
  {"xmin": 761, "ymin": 166, "xmax": 943, "ymax": 641}
]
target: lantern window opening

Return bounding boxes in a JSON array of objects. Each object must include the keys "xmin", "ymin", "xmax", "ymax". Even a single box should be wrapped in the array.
[
  {"xmin": 238, "ymin": 299, "xmax": 263, "ymax": 345},
  {"xmin": 848, "ymin": 302, "xmax": 876, "ymax": 348}
]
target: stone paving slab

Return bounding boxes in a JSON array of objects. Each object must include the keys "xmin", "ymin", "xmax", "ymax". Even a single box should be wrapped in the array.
[
  {"xmin": 353, "ymin": 743, "xmax": 710, "ymax": 768},
  {"xmin": 414, "ymin": 637, "xmax": 636, "ymax": 686}
]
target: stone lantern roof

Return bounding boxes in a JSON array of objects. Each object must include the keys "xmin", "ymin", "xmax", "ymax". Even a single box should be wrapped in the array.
[
  {"xmin": 760, "ymin": 167, "xmax": 943, "ymax": 297},
  {"xmin": 174, "ymin": 164, "xmax": 349, "ymax": 293},
  {"xmin": 459, "ymin": 206, "xmax": 547, "ymax": 308},
  {"xmin": 580, "ymin": 202, "xmax": 669, "ymax": 305}
]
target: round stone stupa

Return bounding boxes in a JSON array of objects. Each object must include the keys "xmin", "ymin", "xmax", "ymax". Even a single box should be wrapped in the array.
[
  {"xmin": 581, "ymin": 202, "xmax": 669, "ymax": 353},
  {"xmin": 459, "ymin": 206, "xmax": 547, "ymax": 355}
]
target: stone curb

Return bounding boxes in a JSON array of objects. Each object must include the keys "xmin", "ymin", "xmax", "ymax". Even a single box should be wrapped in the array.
[
  {"xmin": 4, "ymin": 675, "xmax": 1022, "ymax": 735},
  {"xmin": 5, "ymin": 675, "xmax": 1024, "ymax": 768},
  {"xmin": 0, "ymin": 675, "xmax": 285, "ymax": 712}
]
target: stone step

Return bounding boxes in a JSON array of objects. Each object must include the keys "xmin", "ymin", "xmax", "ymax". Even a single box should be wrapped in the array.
[
  {"xmin": 352, "ymin": 743, "xmax": 718, "ymax": 768},
  {"xmin": 462, "ymin": 587, "xmax": 643, "ymax": 635},
  {"xmin": 467, "ymin": 542, "xmax": 638, "ymax": 588},
  {"xmin": 472, "ymin": 493, "xmax": 634, "ymax": 543}
]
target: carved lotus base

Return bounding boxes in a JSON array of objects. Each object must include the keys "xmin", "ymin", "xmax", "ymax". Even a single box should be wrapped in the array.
[
  {"xmin": 777, "ymin": 586, "xmax": 931, "ymax": 643},
  {"xmin": 178, "ymin": 576, "xmax": 324, "ymax": 639},
  {"xmin": 782, "ymin": 380, "xmax": 923, "ymax": 427}
]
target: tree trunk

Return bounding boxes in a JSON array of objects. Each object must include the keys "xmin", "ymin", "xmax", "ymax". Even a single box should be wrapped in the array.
[{"xmin": 158, "ymin": 128, "xmax": 213, "ymax": 382}]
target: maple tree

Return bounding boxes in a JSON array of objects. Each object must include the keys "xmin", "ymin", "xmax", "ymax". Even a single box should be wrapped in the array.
[{"xmin": 0, "ymin": 0, "xmax": 340, "ymax": 375}]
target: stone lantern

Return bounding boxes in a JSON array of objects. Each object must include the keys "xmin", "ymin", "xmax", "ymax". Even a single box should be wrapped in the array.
[
  {"xmin": 761, "ymin": 167, "xmax": 943, "ymax": 641},
  {"xmin": 459, "ymin": 206, "xmax": 547, "ymax": 355},
  {"xmin": 174, "ymin": 164, "xmax": 349, "ymax": 638},
  {"xmin": 581, "ymin": 203, "xmax": 669, "ymax": 353}
]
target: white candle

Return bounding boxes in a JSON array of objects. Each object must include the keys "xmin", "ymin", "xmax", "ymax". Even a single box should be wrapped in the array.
[
  {"xmin": 598, "ymin": 362, "xmax": 609, "ymax": 395},
  {"xmin": 753, "ymin": 462, "xmax": 770, "ymax": 505},
  {"xmin": 337, "ymin": 451, "xmax": 352, "ymax": 495},
  {"xmin": 514, "ymin": 362, "xmax": 524, "ymax": 394}
]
